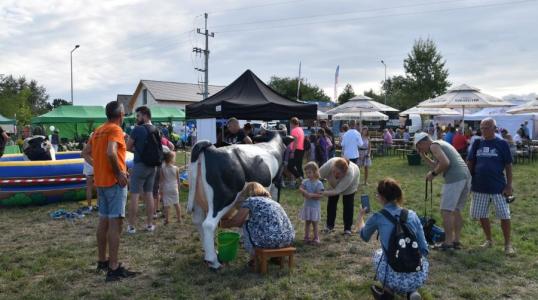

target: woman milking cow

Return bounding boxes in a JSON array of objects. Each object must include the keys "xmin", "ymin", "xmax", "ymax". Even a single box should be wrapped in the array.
[{"xmin": 187, "ymin": 128, "xmax": 296, "ymax": 269}]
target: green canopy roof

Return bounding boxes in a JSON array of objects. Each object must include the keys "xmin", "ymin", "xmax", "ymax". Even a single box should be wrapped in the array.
[
  {"xmin": 0, "ymin": 114, "xmax": 15, "ymax": 125},
  {"xmin": 125, "ymin": 105, "xmax": 185, "ymax": 122},
  {"xmin": 31, "ymin": 105, "xmax": 107, "ymax": 123}
]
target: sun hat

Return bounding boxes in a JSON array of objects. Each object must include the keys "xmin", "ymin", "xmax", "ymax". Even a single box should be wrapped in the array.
[{"xmin": 413, "ymin": 132, "xmax": 429, "ymax": 146}]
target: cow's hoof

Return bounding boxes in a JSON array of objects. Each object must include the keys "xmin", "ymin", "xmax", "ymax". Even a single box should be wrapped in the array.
[{"xmin": 205, "ymin": 260, "xmax": 222, "ymax": 271}]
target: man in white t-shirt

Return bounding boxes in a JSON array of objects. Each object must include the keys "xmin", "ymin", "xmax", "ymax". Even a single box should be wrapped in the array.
[{"xmin": 340, "ymin": 120, "xmax": 363, "ymax": 164}]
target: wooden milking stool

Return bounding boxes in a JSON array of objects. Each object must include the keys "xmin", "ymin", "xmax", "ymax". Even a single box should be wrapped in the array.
[{"xmin": 254, "ymin": 247, "xmax": 296, "ymax": 274}]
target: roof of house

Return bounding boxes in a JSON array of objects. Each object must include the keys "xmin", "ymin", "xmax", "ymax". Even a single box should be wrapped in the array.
[
  {"xmin": 140, "ymin": 80, "xmax": 225, "ymax": 102},
  {"xmin": 128, "ymin": 80, "xmax": 226, "ymax": 110}
]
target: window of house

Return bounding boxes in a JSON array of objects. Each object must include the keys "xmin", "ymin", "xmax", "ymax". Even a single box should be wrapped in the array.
[{"xmin": 142, "ymin": 89, "xmax": 148, "ymax": 105}]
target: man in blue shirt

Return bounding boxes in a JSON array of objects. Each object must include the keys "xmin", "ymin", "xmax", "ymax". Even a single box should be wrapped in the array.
[
  {"xmin": 467, "ymin": 118, "xmax": 515, "ymax": 255},
  {"xmin": 444, "ymin": 127, "xmax": 455, "ymax": 144}
]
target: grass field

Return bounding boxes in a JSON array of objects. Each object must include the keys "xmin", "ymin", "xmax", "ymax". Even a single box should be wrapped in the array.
[{"xmin": 1, "ymin": 155, "xmax": 537, "ymax": 300}]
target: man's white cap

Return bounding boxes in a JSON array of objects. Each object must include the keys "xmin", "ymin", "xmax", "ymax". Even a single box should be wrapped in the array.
[{"xmin": 413, "ymin": 132, "xmax": 429, "ymax": 146}]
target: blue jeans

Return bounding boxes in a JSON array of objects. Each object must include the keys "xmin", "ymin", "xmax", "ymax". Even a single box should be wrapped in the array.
[{"xmin": 97, "ymin": 184, "xmax": 128, "ymax": 218}]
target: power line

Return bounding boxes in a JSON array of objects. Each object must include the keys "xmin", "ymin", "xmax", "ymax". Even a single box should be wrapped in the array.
[
  {"xmin": 212, "ymin": 0, "xmax": 472, "ymax": 28},
  {"xmin": 208, "ymin": 0, "xmax": 307, "ymax": 15},
  {"xmin": 215, "ymin": 0, "xmax": 537, "ymax": 33}
]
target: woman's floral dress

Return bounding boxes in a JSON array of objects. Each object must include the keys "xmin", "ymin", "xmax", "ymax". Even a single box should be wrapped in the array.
[{"xmin": 241, "ymin": 196, "xmax": 295, "ymax": 255}]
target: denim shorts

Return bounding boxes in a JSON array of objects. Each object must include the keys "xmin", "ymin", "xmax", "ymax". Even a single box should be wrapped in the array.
[
  {"xmin": 129, "ymin": 162, "xmax": 157, "ymax": 194},
  {"xmin": 97, "ymin": 184, "xmax": 128, "ymax": 218}
]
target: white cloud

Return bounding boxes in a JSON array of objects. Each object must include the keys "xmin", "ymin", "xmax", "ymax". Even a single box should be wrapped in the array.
[{"xmin": 1, "ymin": 0, "xmax": 537, "ymax": 105}]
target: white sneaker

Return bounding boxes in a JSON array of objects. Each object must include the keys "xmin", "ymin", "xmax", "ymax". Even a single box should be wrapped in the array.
[
  {"xmin": 480, "ymin": 240, "xmax": 493, "ymax": 248},
  {"xmin": 127, "ymin": 225, "xmax": 136, "ymax": 234},
  {"xmin": 146, "ymin": 224, "xmax": 156, "ymax": 232},
  {"xmin": 505, "ymin": 244, "xmax": 516, "ymax": 256},
  {"xmin": 409, "ymin": 291, "xmax": 422, "ymax": 300}
]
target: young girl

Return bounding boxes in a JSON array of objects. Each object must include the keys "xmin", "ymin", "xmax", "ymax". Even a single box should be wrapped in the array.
[
  {"xmin": 159, "ymin": 148, "xmax": 182, "ymax": 224},
  {"xmin": 299, "ymin": 162, "xmax": 324, "ymax": 245}
]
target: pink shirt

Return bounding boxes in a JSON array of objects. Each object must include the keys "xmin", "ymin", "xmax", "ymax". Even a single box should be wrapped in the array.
[{"xmin": 291, "ymin": 126, "xmax": 305, "ymax": 151}]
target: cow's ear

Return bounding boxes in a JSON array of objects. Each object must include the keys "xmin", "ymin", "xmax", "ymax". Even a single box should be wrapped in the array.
[{"xmin": 283, "ymin": 136, "xmax": 295, "ymax": 146}]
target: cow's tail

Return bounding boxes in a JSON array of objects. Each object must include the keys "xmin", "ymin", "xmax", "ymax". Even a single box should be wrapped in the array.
[{"xmin": 187, "ymin": 140, "xmax": 213, "ymax": 213}]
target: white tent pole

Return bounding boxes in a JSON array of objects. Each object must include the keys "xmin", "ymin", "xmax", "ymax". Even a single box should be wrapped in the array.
[{"xmin": 461, "ymin": 105, "xmax": 465, "ymax": 132}]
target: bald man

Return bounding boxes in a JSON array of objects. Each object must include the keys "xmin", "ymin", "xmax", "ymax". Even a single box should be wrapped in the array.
[{"xmin": 467, "ymin": 118, "xmax": 515, "ymax": 255}]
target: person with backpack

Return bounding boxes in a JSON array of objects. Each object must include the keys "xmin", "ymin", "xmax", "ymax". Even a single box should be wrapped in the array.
[
  {"xmin": 356, "ymin": 178, "xmax": 429, "ymax": 300},
  {"xmin": 126, "ymin": 106, "xmax": 163, "ymax": 234}
]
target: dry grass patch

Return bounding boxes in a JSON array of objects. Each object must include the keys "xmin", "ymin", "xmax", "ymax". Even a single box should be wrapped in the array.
[{"xmin": 0, "ymin": 156, "xmax": 537, "ymax": 299}]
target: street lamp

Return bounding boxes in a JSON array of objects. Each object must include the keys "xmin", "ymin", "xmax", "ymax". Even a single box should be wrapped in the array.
[
  {"xmin": 380, "ymin": 60, "xmax": 387, "ymax": 104},
  {"xmin": 70, "ymin": 45, "xmax": 80, "ymax": 104}
]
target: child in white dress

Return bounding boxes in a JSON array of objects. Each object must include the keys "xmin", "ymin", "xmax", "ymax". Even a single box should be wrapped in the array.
[
  {"xmin": 298, "ymin": 162, "xmax": 324, "ymax": 245},
  {"xmin": 159, "ymin": 148, "xmax": 182, "ymax": 224}
]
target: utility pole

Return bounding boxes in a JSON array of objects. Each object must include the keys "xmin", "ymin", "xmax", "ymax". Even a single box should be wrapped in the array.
[{"xmin": 193, "ymin": 13, "xmax": 214, "ymax": 100}]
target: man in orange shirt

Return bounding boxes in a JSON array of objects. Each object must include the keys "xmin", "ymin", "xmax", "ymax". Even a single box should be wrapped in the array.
[{"xmin": 82, "ymin": 101, "xmax": 136, "ymax": 282}]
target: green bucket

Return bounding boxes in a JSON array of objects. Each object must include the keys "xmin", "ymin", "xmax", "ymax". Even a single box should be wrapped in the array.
[{"xmin": 217, "ymin": 231, "xmax": 240, "ymax": 262}]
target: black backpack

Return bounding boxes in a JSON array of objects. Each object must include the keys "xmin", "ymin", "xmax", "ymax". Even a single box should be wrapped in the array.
[
  {"xmin": 379, "ymin": 209, "xmax": 422, "ymax": 273},
  {"xmin": 140, "ymin": 125, "xmax": 164, "ymax": 167}
]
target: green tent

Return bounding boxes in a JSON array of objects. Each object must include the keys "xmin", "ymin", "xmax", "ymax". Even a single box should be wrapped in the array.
[
  {"xmin": 125, "ymin": 105, "xmax": 185, "ymax": 123},
  {"xmin": 0, "ymin": 114, "xmax": 16, "ymax": 125},
  {"xmin": 31, "ymin": 105, "xmax": 107, "ymax": 140}
]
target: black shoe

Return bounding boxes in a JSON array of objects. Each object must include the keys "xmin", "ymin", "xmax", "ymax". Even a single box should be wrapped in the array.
[
  {"xmin": 105, "ymin": 264, "xmax": 138, "ymax": 282},
  {"xmin": 96, "ymin": 260, "xmax": 109, "ymax": 272}
]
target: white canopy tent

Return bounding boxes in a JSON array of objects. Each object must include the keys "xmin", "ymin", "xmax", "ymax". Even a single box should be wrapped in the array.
[
  {"xmin": 507, "ymin": 98, "xmax": 538, "ymax": 114},
  {"xmin": 399, "ymin": 106, "xmax": 460, "ymax": 116},
  {"xmin": 325, "ymin": 95, "xmax": 398, "ymax": 129},
  {"xmin": 333, "ymin": 111, "xmax": 389, "ymax": 121},
  {"xmin": 325, "ymin": 95, "xmax": 398, "ymax": 115},
  {"xmin": 317, "ymin": 110, "xmax": 329, "ymax": 119},
  {"xmin": 417, "ymin": 84, "xmax": 513, "ymax": 123}
]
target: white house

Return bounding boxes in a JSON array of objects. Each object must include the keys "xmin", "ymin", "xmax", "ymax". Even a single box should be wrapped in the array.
[{"xmin": 128, "ymin": 80, "xmax": 225, "ymax": 112}]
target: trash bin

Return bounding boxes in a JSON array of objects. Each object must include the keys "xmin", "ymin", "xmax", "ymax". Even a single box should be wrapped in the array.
[{"xmin": 407, "ymin": 152, "xmax": 421, "ymax": 166}]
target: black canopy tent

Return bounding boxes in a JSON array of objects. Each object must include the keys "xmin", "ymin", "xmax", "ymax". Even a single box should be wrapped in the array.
[{"xmin": 186, "ymin": 69, "xmax": 317, "ymax": 120}]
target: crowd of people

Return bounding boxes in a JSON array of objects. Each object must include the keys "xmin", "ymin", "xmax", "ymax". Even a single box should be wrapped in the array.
[
  {"xmin": 430, "ymin": 121, "xmax": 533, "ymax": 162},
  {"xmin": 2, "ymin": 102, "xmax": 518, "ymax": 299}
]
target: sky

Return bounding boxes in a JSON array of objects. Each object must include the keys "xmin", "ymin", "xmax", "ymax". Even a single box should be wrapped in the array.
[{"xmin": 1, "ymin": 0, "xmax": 537, "ymax": 106}]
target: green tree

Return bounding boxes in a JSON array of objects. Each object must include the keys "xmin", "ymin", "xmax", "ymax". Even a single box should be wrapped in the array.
[
  {"xmin": 0, "ymin": 75, "xmax": 51, "ymax": 124},
  {"xmin": 268, "ymin": 76, "xmax": 331, "ymax": 101},
  {"xmin": 363, "ymin": 89, "xmax": 385, "ymax": 103},
  {"xmin": 404, "ymin": 38, "xmax": 450, "ymax": 101},
  {"xmin": 337, "ymin": 84, "xmax": 356, "ymax": 104},
  {"xmin": 382, "ymin": 38, "xmax": 451, "ymax": 109},
  {"xmin": 52, "ymin": 98, "xmax": 71, "ymax": 108}
]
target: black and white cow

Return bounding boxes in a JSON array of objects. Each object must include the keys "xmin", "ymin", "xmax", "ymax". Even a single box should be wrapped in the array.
[{"xmin": 187, "ymin": 131, "xmax": 292, "ymax": 269}]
